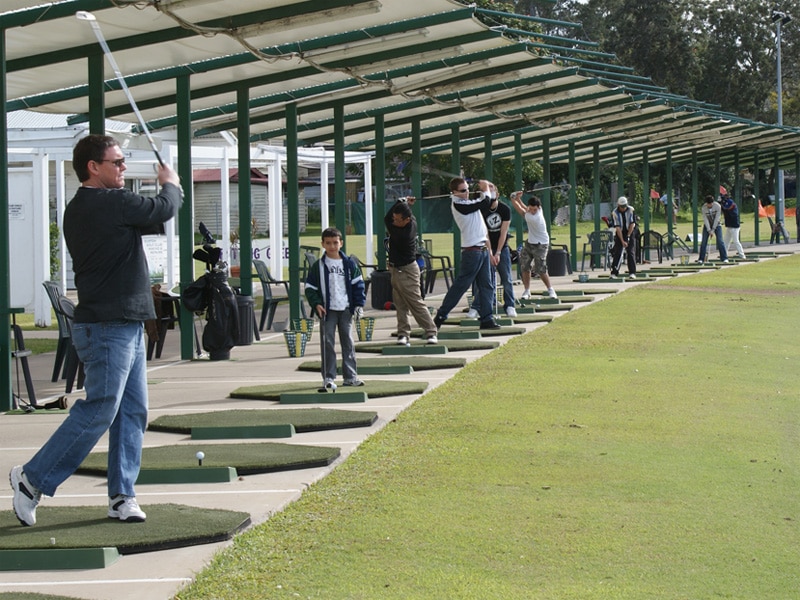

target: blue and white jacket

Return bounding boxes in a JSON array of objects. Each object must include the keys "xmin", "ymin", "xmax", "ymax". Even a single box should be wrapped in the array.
[{"xmin": 304, "ymin": 251, "xmax": 366, "ymax": 314}]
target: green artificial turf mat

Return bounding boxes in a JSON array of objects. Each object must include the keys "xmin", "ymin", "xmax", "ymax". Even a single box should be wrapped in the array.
[
  {"xmin": 0, "ymin": 504, "xmax": 250, "ymax": 555},
  {"xmin": 297, "ymin": 356, "xmax": 467, "ymax": 372},
  {"xmin": 149, "ymin": 408, "xmax": 378, "ymax": 434},
  {"xmin": 77, "ymin": 443, "xmax": 340, "ymax": 476},
  {"xmin": 230, "ymin": 380, "xmax": 428, "ymax": 401},
  {"xmin": 356, "ymin": 339, "xmax": 498, "ymax": 353},
  {"xmin": 4, "ymin": 409, "xmax": 69, "ymax": 415},
  {"xmin": 453, "ymin": 326, "xmax": 526, "ymax": 337}
]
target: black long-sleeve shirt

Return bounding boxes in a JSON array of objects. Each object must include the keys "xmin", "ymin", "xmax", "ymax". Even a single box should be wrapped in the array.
[{"xmin": 64, "ymin": 183, "xmax": 182, "ymax": 323}]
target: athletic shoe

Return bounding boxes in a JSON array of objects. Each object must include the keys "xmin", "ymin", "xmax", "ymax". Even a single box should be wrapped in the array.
[
  {"xmin": 10, "ymin": 466, "xmax": 41, "ymax": 527},
  {"xmin": 479, "ymin": 320, "xmax": 501, "ymax": 330},
  {"xmin": 722, "ymin": 259, "xmax": 729, "ymax": 263},
  {"xmin": 739, "ymin": 254, "xmax": 747, "ymax": 259},
  {"xmin": 628, "ymin": 274, "xmax": 636, "ymax": 279},
  {"xmin": 547, "ymin": 288, "xmax": 558, "ymax": 299},
  {"xmin": 433, "ymin": 313, "xmax": 446, "ymax": 329},
  {"xmin": 343, "ymin": 379, "xmax": 365, "ymax": 387},
  {"xmin": 426, "ymin": 335, "xmax": 438, "ymax": 345},
  {"xmin": 396, "ymin": 335, "xmax": 409, "ymax": 346},
  {"xmin": 108, "ymin": 495, "xmax": 146, "ymax": 523},
  {"xmin": 520, "ymin": 290, "xmax": 531, "ymax": 300},
  {"xmin": 610, "ymin": 270, "xmax": 619, "ymax": 277},
  {"xmin": 466, "ymin": 308, "xmax": 479, "ymax": 319},
  {"xmin": 505, "ymin": 307, "xmax": 518, "ymax": 318}
]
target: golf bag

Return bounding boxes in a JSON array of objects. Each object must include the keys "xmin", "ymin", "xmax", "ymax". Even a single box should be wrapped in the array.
[{"xmin": 182, "ymin": 223, "xmax": 239, "ymax": 360}]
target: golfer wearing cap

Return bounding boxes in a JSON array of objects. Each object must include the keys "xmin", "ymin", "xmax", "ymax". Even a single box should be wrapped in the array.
[
  {"xmin": 698, "ymin": 195, "xmax": 728, "ymax": 263},
  {"xmin": 610, "ymin": 196, "xmax": 637, "ymax": 278}
]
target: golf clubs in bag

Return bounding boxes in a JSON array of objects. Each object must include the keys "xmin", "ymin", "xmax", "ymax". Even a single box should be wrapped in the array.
[{"xmin": 182, "ymin": 222, "xmax": 239, "ymax": 360}]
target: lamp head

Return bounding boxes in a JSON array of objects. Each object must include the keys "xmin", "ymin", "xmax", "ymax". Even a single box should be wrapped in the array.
[{"xmin": 772, "ymin": 9, "xmax": 791, "ymax": 24}]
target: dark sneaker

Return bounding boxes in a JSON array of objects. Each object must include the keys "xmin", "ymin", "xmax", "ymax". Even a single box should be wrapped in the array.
[
  {"xmin": 479, "ymin": 320, "xmax": 501, "ymax": 330},
  {"xmin": 10, "ymin": 466, "xmax": 41, "ymax": 527},
  {"xmin": 433, "ymin": 313, "xmax": 446, "ymax": 329},
  {"xmin": 108, "ymin": 495, "xmax": 146, "ymax": 522}
]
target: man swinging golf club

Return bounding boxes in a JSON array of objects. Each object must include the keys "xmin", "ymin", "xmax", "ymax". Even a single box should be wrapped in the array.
[{"xmin": 10, "ymin": 134, "xmax": 181, "ymax": 526}]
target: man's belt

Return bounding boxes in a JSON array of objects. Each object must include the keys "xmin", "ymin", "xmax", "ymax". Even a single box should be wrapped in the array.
[{"xmin": 462, "ymin": 244, "xmax": 487, "ymax": 251}]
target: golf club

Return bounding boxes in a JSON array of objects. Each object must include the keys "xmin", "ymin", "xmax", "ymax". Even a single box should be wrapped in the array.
[
  {"xmin": 75, "ymin": 11, "xmax": 164, "ymax": 167},
  {"xmin": 524, "ymin": 184, "xmax": 572, "ymax": 193},
  {"xmin": 317, "ymin": 312, "xmax": 336, "ymax": 393}
]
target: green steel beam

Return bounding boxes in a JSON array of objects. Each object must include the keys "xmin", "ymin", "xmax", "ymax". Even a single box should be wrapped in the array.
[
  {"xmin": 474, "ymin": 8, "xmax": 580, "ymax": 30},
  {"xmin": 1, "ymin": 28, "xmax": 10, "ymax": 411},
  {"xmin": 286, "ymin": 103, "xmax": 302, "ymax": 321},
  {"xmin": 374, "ymin": 114, "xmax": 386, "ymax": 270},
  {"xmin": 237, "ymin": 87, "xmax": 253, "ymax": 298},
  {"xmin": 176, "ymin": 74, "xmax": 194, "ymax": 360},
  {"xmin": 334, "ymin": 103, "xmax": 346, "ymax": 243}
]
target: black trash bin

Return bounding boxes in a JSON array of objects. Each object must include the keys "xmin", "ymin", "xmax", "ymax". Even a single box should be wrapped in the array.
[
  {"xmin": 370, "ymin": 270, "xmax": 393, "ymax": 310},
  {"xmin": 235, "ymin": 295, "xmax": 255, "ymax": 346},
  {"xmin": 547, "ymin": 248, "xmax": 569, "ymax": 277}
]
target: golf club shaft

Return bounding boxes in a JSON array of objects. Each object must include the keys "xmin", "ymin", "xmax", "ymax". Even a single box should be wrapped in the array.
[
  {"xmin": 524, "ymin": 184, "xmax": 572, "ymax": 193},
  {"xmin": 78, "ymin": 13, "xmax": 164, "ymax": 166}
]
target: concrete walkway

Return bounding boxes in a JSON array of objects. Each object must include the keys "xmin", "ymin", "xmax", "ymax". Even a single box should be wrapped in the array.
[{"xmin": 1, "ymin": 244, "xmax": 795, "ymax": 599}]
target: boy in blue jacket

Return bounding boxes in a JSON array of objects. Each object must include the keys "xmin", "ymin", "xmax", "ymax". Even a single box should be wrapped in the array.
[{"xmin": 305, "ymin": 228, "xmax": 366, "ymax": 387}]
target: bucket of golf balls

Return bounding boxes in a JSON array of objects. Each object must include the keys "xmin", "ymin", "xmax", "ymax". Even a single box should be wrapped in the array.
[
  {"xmin": 355, "ymin": 317, "xmax": 375, "ymax": 342},
  {"xmin": 283, "ymin": 331, "xmax": 308, "ymax": 357},
  {"xmin": 290, "ymin": 317, "xmax": 314, "ymax": 342}
]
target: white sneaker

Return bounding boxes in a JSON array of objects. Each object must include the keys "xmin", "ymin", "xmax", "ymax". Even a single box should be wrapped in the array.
[
  {"xmin": 521, "ymin": 290, "xmax": 531, "ymax": 300},
  {"xmin": 547, "ymin": 288, "xmax": 557, "ymax": 299},
  {"xmin": 628, "ymin": 274, "xmax": 636, "ymax": 279},
  {"xmin": 722, "ymin": 259, "xmax": 729, "ymax": 264},
  {"xmin": 466, "ymin": 308, "xmax": 479, "ymax": 319},
  {"xmin": 426, "ymin": 335, "xmax": 438, "ymax": 345},
  {"xmin": 10, "ymin": 466, "xmax": 41, "ymax": 527},
  {"xmin": 108, "ymin": 495, "xmax": 146, "ymax": 522},
  {"xmin": 505, "ymin": 306, "xmax": 518, "ymax": 318},
  {"xmin": 396, "ymin": 335, "xmax": 409, "ymax": 346}
]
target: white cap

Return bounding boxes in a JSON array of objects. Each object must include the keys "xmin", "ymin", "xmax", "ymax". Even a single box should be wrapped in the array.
[{"xmin": 617, "ymin": 196, "xmax": 628, "ymax": 206}]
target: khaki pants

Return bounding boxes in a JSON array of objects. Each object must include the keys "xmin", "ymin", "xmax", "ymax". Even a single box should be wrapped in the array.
[{"xmin": 389, "ymin": 262, "xmax": 437, "ymax": 338}]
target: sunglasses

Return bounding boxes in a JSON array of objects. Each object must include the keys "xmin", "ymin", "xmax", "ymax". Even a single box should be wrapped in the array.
[
  {"xmin": 99, "ymin": 158, "xmax": 126, "ymax": 167},
  {"xmin": 456, "ymin": 188, "xmax": 469, "ymax": 193}
]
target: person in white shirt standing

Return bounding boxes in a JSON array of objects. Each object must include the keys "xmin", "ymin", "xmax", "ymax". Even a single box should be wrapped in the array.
[
  {"xmin": 432, "ymin": 177, "xmax": 501, "ymax": 330},
  {"xmin": 511, "ymin": 192, "xmax": 557, "ymax": 299}
]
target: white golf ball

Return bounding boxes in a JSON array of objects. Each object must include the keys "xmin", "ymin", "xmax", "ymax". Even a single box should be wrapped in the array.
[{"xmin": 196, "ymin": 451, "xmax": 205, "ymax": 460}]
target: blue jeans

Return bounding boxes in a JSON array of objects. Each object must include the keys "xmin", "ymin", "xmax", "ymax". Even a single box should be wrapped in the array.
[
  {"xmin": 437, "ymin": 247, "xmax": 494, "ymax": 323},
  {"xmin": 699, "ymin": 225, "xmax": 728, "ymax": 262},
  {"xmin": 25, "ymin": 321, "xmax": 148, "ymax": 498},
  {"xmin": 471, "ymin": 246, "xmax": 515, "ymax": 312},
  {"xmin": 321, "ymin": 310, "xmax": 357, "ymax": 383}
]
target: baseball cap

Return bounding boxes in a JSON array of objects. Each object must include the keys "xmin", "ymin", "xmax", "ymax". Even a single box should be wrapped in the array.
[{"xmin": 617, "ymin": 196, "xmax": 628, "ymax": 207}]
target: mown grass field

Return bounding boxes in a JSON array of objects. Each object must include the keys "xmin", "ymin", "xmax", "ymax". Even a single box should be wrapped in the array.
[{"xmin": 176, "ymin": 255, "xmax": 800, "ymax": 600}]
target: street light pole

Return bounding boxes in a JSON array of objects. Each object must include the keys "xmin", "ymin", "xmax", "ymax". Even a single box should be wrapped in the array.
[{"xmin": 772, "ymin": 8, "xmax": 791, "ymax": 222}]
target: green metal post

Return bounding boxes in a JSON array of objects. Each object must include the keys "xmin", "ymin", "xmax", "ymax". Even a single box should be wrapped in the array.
[
  {"xmin": 541, "ymin": 138, "xmax": 551, "ymax": 234},
  {"xmin": 0, "ymin": 30, "xmax": 10, "ymax": 410},
  {"xmin": 568, "ymin": 141, "xmax": 577, "ymax": 272},
  {"xmin": 691, "ymin": 151, "xmax": 699, "ymax": 253},
  {"xmin": 593, "ymin": 144, "xmax": 601, "ymax": 232},
  {"xmin": 451, "ymin": 125, "xmax": 461, "ymax": 271},
  {"xmin": 666, "ymin": 149, "xmax": 674, "ymax": 237},
  {"xmin": 642, "ymin": 148, "xmax": 650, "ymax": 233},
  {"xmin": 374, "ymin": 114, "xmax": 387, "ymax": 270},
  {"xmin": 484, "ymin": 134, "xmax": 493, "ymax": 181},
  {"xmin": 754, "ymin": 151, "xmax": 760, "ymax": 245},
  {"xmin": 411, "ymin": 120, "xmax": 422, "ymax": 234},
  {"xmin": 334, "ymin": 103, "xmax": 346, "ymax": 248},
  {"xmin": 286, "ymin": 103, "xmax": 301, "ymax": 320},
  {"xmin": 176, "ymin": 75, "xmax": 195, "ymax": 359},
  {"xmin": 514, "ymin": 133, "xmax": 523, "ymax": 252},
  {"xmin": 617, "ymin": 147, "xmax": 624, "ymax": 200},
  {"xmin": 237, "ymin": 87, "xmax": 253, "ymax": 296},
  {"xmin": 88, "ymin": 53, "xmax": 104, "ymax": 134}
]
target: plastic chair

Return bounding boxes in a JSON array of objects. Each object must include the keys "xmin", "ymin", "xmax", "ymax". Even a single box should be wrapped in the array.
[
  {"xmin": 146, "ymin": 286, "xmax": 181, "ymax": 360},
  {"xmin": 418, "ymin": 243, "xmax": 454, "ymax": 294},
  {"xmin": 57, "ymin": 296, "xmax": 85, "ymax": 393},
  {"xmin": 253, "ymin": 259, "xmax": 290, "ymax": 331},
  {"xmin": 42, "ymin": 281, "xmax": 71, "ymax": 382},
  {"xmin": 349, "ymin": 253, "xmax": 379, "ymax": 298},
  {"xmin": 638, "ymin": 230, "xmax": 664, "ymax": 264},
  {"xmin": 663, "ymin": 232, "xmax": 690, "ymax": 259},
  {"xmin": 581, "ymin": 230, "xmax": 613, "ymax": 271}
]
